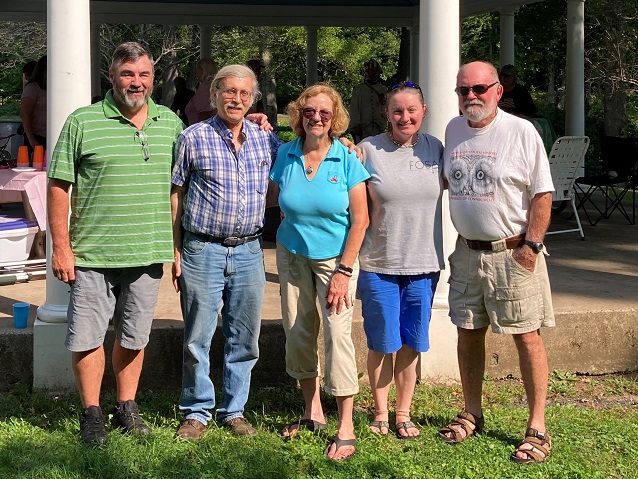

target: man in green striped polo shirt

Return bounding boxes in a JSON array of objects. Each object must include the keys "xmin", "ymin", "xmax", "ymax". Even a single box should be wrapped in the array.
[{"xmin": 48, "ymin": 42, "xmax": 183, "ymax": 445}]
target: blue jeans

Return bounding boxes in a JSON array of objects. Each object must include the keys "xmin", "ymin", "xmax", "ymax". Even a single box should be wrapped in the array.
[{"xmin": 178, "ymin": 231, "xmax": 265, "ymax": 425}]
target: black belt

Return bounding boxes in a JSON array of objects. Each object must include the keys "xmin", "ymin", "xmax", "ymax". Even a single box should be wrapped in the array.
[
  {"xmin": 192, "ymin": 231, "xmax": 262, "ymax": 247},
  {"xmin": 461, "ymin": 234, "xmax": 525, "ymax": 251}
]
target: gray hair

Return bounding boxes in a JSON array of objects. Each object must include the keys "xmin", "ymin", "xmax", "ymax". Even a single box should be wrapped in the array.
[
  {"xmin": 110, "ymin": 42, "xmax": 153, "ymax": 72},
  {"xmin": 211, "ymin": 64, "xmax": 262, "ymax": 106}
]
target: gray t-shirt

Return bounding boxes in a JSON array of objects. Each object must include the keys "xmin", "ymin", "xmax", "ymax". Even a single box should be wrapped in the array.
[{"xmin": 359, "ymin": 133, "xmax": 444, "ymax": 275}]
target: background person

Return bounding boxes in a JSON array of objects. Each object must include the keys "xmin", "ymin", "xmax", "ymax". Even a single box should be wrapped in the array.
[
  {"xmin": 21, "ymin": 55, "xmax": 47, "ymax": 156},
  {"xmin": 357, "ymin": 80, "xmax": 444, "ymax": 439},
  {"xmin": 497, "ymin": 64, "xmax": 538, "ymax": 117},
  {"xmin": 170, "ymin": 76, "xmax": 195, "ymax": 125},
  {"xmin": 269, "ymin": 83, "xmax": 369, "ymax": 462},
  {"xmin": 184, "ymin": 58, "xmax": 217, "ymax": 125},
  {"xmin": 22, "ymin": 60, "xmax": 37, "ymax": 88},
  {"xmin": 348, "ymin": 59, "xmax": 386, "ymax": 143}
]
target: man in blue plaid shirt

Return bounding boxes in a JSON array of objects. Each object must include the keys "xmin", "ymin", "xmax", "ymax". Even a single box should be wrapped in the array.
[{"xmin": 171, "ymin": 64, "xmax": 282, "ymax": 440}]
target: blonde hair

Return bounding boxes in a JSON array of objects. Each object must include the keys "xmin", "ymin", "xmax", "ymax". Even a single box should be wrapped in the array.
[
  {"xmin": 197, "ymin": 58, "xmax": 218, "ymax": 81},
  {"xmin": 287, "ymin": 83, "xmax": 349, "ymax": 138}
]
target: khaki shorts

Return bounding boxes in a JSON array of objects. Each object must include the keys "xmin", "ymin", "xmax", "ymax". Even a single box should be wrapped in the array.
[
  {"xmin": 448, "ymin": 237, "xmax": 555, "ymax": 334},
  {"xmin": 276, "ymin": 243, "xmax": 359, "ymax": 397}
]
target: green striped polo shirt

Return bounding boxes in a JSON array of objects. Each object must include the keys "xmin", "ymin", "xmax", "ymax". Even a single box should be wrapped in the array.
[{"xmin": 49, "ymin": 90, "xmax": 183, "ymax": 268}]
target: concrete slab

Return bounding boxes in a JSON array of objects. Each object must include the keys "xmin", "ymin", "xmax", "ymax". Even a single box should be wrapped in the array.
[{"xmin": 0, "ymin": 196, "xmax": 637, "ymax": 392}]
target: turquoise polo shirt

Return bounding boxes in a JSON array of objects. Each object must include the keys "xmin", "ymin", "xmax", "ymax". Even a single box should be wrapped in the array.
[{"xmin": 270, "ymin": 137, "xmax": 370, "ymax": 259}]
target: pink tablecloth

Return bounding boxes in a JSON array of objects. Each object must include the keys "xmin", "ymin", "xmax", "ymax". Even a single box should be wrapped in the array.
[{"xmin": 0, "ymin": 169, "xmax": 47, "ymax": 230}]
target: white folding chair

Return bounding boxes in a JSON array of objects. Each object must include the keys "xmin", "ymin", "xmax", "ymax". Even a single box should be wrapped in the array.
[{"xmin": 546, "ymin": 136, "xmax": 590, "ymax": 240}]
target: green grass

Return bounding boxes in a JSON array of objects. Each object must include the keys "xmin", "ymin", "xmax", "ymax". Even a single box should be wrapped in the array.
[{"xmin": 0, "ymin": 376, "xmax": 637, "ymax": 479}]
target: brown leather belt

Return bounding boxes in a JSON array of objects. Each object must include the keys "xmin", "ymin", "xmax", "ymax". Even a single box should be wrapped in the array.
[{"xmin": 461, "ymin": 234, "xmax": 525, "ymax": 251}]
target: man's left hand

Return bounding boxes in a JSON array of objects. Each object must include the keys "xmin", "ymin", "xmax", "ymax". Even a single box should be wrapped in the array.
[
  {"xmin": 246, "ymin": 113, "xmax": 273, "ymax": 131},
  {"xmin": 339, "ymin": 137, "xmax": 364, "ymax": 161},
  {"xmin": 512, "ymin": 246, "xmax": 537, "ymax": 272}
]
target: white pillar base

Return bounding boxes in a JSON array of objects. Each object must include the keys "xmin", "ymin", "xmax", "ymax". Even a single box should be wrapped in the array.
[
  {"xmin": 33, "ymin": 319, "xmax": 75, "ymax": 392},
  {"xmin": 36, "ymin": 303, "xmax": 68, "ymax": 323},
  {"xmin": 418, "ymin": 308, "xmax": 460, "ymax": 383}
]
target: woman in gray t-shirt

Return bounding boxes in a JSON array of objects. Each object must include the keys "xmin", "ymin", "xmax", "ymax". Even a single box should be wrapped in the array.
[{"xmin": 358, "ymin": 81, "xmax": 444, "ymax": 439}]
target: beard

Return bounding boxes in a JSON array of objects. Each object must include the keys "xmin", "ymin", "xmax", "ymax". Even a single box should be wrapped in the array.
[
  {"xmin": 462, "ymin": 99, "xmax": 494, "ymax": 124},
  {"xmin": 113, "ymin": 84, "xmax": 152, "ymax": 109}
]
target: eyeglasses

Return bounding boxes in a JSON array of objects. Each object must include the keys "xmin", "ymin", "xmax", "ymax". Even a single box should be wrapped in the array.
[
  {"xmin": 300, "ymin": 108, "xmax": 333, "ymax": 122},
  {"xmin": 136, "ymin": 130, "xmax": 149, "ymax": 161},
  {"xmin": 221, "ymin": 88, "xmax": 252, "ymax": 101},
  {"xmin": 455, "ymin": 81, "xmax": 499, "ymax": 97},
  {"xmin": 387, "ymin": 81, "xmax": 423, "ymax": 95}
]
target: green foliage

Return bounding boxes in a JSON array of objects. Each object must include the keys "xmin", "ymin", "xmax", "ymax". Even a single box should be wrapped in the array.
[
  {"xmin": 0, "ymin": 22, "xmax": 47, "ymax": 98},
  {"xmin": 461, "ymin": 13, "xmax": 500, "ymax": 66},
  {"xmin": 0, "ymin": 100, "xmax": 21, "ymax": 119}
]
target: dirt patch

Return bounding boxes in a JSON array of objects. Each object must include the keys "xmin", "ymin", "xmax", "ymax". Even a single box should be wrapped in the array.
[{"xmin": 493, "ymin": 371, "xmax": 638, "ymax": 410}]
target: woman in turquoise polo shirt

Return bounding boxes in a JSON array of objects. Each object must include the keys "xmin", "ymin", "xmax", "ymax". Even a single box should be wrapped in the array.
[{"xmin": 269, "ymin": 83, "xmax": 369, "ymax": 462}]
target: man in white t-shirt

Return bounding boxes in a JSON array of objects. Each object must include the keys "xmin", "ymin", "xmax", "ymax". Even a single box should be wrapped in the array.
[{"xmin": 438, "ymin": 61, "xmax": 554, "ymax": 465}]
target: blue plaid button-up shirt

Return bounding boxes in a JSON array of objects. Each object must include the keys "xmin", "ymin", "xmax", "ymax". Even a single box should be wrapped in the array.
[{"xmin": 172, "ymin": 115, "xmax": 282, "ymax": 237}]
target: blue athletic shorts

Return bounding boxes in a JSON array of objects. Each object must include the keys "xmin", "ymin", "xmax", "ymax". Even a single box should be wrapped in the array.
[{"xmin": 358, "ymin": 270, "xmax": 440, "ymax": 354}]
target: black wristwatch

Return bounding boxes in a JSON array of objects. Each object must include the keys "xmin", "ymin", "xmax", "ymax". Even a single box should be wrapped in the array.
[{"xmin": 524, "ymin": 240, "xmax": 544, "ymax": 253}]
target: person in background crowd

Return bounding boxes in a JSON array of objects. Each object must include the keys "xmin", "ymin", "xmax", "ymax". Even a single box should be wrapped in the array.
[
  {"xmin": 348, "ymin": 59, "xmax": 387, "ymax": 143},
  {"xmin": 497, "ymin": 64, "xmax": 538, "ymax": 117},
  {"xmin": 170, "ymin": 76, "xmax": 195, "ymax": 125},
  {"xmin": 21, "ymin": 55, "xmax": 47, "ymax": 156},
  {"xmin": 184, "ymin": 58, "xmax": 217, "ymax": 125}
]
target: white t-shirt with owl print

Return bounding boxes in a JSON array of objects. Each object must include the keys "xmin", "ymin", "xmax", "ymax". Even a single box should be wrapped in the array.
[{"xmin": 443, "ymin": 109, "xmax": 554, "ymax": 241}]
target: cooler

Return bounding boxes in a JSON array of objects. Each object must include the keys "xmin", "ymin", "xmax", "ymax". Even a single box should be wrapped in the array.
[{"xmin": 0, "ymin": 217, "xmax": 39, "ymax": 262}]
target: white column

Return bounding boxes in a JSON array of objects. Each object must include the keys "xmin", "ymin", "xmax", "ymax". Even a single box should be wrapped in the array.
[
  {"xmin": 305, "ymin": 26, "xmax": 318, "ymax": 86},
  {"xmin": 499, "ymin": 7, "xmax": 516, "ymax": 68},
  {"xmin": 199, "ymin": 25, "xmax": 212, "ymax": 59},
  {"xmin": 90, "ymin": 22, "xmax": 101, "ymax": 99},
  {"xmin": 409, "ymin": 25, "xmax": 419, "ymax": 82},
  {"xmin": 566, "ymin": 0, "xmax": 585, "ymax": 136},
  {"xmin": 419, "ymin": 0, "xmax": 461, "ymax": 382},
  {"xmin": 35, "ymin": 0, "xmax": 92, "ymax": 392}
]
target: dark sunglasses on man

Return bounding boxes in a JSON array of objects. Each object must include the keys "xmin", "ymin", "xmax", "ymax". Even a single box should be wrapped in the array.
[{"xmin": 455, "ymin": 82, "xmax": 499, "ymax": 97}]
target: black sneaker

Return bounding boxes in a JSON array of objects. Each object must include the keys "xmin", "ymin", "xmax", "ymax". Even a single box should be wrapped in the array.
[
  {"xmin": 111, "ymin": 399, "xmax": 151, "ymax": 436},
  {"xmin": 80, "ymin": 406, "xmax": 108, "ymax": 445}
]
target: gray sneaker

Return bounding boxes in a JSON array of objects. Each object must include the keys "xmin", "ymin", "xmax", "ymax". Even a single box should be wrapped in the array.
[{"xmin": 111, "ymin": 400, "xmax": 151, "ymax": 436}]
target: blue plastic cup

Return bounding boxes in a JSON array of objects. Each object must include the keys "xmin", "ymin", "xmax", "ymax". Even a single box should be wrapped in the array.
[{"xmin": 13, "ymin": 302, "xmax": 29, "ymax": 329}]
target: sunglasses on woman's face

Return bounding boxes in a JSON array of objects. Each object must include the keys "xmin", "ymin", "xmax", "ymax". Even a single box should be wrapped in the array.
[
  {"xmin": 301, "ymin": 108, "xmax": 333, "ymax": 122},
  {"xmin": 454, "ymin": 81, "xmax": 499, "ymax": 97}
]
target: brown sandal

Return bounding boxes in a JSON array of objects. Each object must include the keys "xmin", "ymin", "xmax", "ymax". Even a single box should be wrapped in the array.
[
  {"xmin": 511, "ymin": 428, "xmax": 552, "ymax": 464},
  {"xmin": 438, "ymin": 410, "xmax": 484, "ymax": 444}
]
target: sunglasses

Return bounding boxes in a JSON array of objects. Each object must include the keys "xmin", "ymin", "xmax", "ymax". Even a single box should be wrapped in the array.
[
  {"xmin": 136, "ymin": 130, "xmax": 150, "ymax": 161},
  {"xmin": 301, "ymin": 108, "xmax": 333, "ymax": 122},
  {"xmin": 455, "ymin": 81, "xmax": 499, "ymax": 97},
  {"xmin": 387, "ymin": 81, "xmax": 422, "ymax": 95}
]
